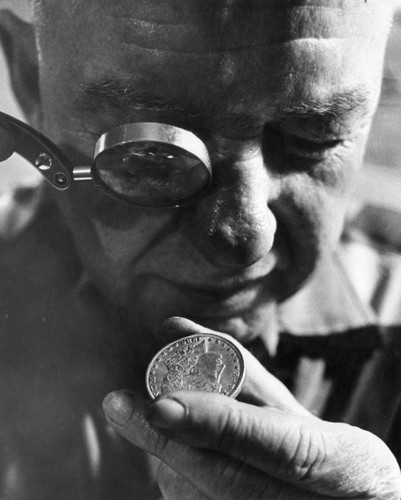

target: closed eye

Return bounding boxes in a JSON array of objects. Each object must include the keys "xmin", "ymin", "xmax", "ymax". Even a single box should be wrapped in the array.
[{"xmin": 281, "ymin": 133, "xmax": 345, "ymax": 161}]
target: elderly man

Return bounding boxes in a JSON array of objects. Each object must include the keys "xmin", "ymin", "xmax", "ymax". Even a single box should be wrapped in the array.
[{"xmin": 0, "ymin": 0, "xmax": 400, "ymax": 498}]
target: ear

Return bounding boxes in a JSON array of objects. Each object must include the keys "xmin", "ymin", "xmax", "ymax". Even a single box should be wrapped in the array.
[{"xmin": 0, "ymin": 10, "xmax": 41, "ymax": 126}]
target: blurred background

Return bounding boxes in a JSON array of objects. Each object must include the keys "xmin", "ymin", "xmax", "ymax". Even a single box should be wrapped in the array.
[
  {"xmin": 1, "ymin": 1, "xmax": 401, "ymax": 210},
  {"xmin": 0, "ymin": 0, "xmax": 40, "ymax": 188}
]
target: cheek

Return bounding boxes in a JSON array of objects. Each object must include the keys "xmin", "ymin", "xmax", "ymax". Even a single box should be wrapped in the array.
[
  {"xmin": 304, "ymin": 137, "xmax": 367, "ymax": 231},
  {"xmin": 275, "ymin": 151, "xmax": 362, "ymax": 279},
  {"xmin": 56, "ymin": 183, "xmax": 175, "ymax": 280}
]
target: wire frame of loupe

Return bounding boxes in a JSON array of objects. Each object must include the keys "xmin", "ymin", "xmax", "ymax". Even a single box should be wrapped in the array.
[
  {"xmin": 0, "ymin": 111, "xmax": 73, "ymax": 190},
  {"xmin": 0, "ymin": 113, "xmax": 212, "ymax": 209}
]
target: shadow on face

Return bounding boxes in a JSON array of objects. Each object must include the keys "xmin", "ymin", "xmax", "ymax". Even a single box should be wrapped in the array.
[{"xmin": 0, "ymin": 0, "xmax": 394, "ymax": 344}]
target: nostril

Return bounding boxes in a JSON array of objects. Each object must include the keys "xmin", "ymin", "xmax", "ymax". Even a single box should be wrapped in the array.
[{"xmin": 183, "ymin": 206, "xmax": 277, "ymax": 270}]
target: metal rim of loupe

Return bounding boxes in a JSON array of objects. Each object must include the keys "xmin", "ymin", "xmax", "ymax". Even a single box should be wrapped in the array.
[
  {"xmin": 91, "ymin": 123, "xmax": 212, "ymax": 208},
  {"xmin": 146, "ymin": 332, "xmax": 246, "ymax": 400}
]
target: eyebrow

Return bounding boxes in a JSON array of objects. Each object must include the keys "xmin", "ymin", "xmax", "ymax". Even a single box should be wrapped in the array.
[
  {"xmin": 278, "ymin": 87, "xmax": 370, "ymax": 118},
  {"xmin": 81, "ymin": 79, "xmax": 370, "ymax": 122},
  {"xmin": 81, "ymin": 80, "xmax": 191, "ymax": 116}
]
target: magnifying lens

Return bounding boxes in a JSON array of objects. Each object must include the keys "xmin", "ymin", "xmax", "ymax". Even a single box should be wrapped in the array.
[{"xmin": 0, "ymin": 112, "xmax": 212, "ymax": 208}]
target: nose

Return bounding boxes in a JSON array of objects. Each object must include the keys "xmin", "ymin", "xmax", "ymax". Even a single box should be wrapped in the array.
[{"xmin": 181, "ymin": 137, "xmax": 277, "ymax": 270}]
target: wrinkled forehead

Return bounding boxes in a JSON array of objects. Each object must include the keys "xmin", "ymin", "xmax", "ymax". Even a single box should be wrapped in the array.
[
  {"xmin": 35, "ymin": 0, "xmax": 393, "ymax": 133},
  {"xmin": 37, "ymin": 0, "xmax": 393, "ymax": 47}
]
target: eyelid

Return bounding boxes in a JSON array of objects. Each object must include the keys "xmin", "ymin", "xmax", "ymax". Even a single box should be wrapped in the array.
[
  {"xmin": 280, "ymin": 133, "xmax": 347, "ymax": 161},
  {"xmin": 286, "ymin": 134, "xmax": 345, "ymax": 147},
  {"xmin": 273, "ymin": 113, "xmax": 353, "ymax": 139}
]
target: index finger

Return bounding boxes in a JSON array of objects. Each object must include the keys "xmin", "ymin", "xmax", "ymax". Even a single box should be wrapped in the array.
[
  {"xmin": 160, "ymin": 317, "xmax": 309, "ymax": 415},
  {"xmin": 103, "ymin": 390, "xmax": 326, "ymax": 500},
  {"xmin": 0, "ymin": 122, "xmax": 14, "ymax": 161},
  {"xmin": 145, "ymin": 391, "xmax": 401, "ymax": 499}
]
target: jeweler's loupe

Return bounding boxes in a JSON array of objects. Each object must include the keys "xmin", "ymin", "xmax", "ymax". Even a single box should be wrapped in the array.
[{"xmin": 0, "ymin": 113, "xmax": 212, "ymax": 208}]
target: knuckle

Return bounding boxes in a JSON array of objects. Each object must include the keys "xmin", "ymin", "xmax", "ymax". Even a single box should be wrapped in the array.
[
  {"xmin": 278, "ymin": 422, "xmax": 401, "ymax": 498},
  {"xmin": 279, "ymin": 421, "xmax": 327, "ymax": 483},
  {"xmin": 215, "ymin": 404, "xmax": 249, "ymax": 454},
  {"xmin": 351, "ymin": 428, "xmax": 401, "ymax": 500},
  {"xmin": 146, "ymin": 428, "xmax": 170, "ymax": 458}
]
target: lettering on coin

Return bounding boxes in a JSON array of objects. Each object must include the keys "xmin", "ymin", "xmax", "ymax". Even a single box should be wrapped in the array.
[{"xmin": 146, "ymin": 333, "xmax": 246, "ymax": 399}]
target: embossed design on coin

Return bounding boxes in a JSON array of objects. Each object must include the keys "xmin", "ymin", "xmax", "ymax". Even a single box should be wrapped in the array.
[{"xmin": 146, "ymin": 333, "xmax": 246, "ymax": 399}]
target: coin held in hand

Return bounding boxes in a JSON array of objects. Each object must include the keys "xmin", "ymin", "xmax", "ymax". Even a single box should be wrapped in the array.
[{"xmin": 146, "ymin": 333, "xmax": 246, "ymax": 399}]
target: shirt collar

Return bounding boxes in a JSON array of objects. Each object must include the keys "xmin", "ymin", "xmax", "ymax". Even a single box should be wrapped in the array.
[
  {"xmin": 276, "ymin": 250, "xmax": 377, "ymax": 338},
  {"xmin": 250, "ymin": 248, "xmax": 382, "ymax": 386}
]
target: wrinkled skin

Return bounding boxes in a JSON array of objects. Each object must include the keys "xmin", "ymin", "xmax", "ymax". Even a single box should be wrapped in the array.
[
  {"xmin": 1, "ymin": 0, "xmax": 401, "ymax": 498},
  {"xmin": 28, "ymin": 0, "xmax": 391, "ymax": 354},
  {"xmin": 103, "ymin": 317, "xmax": 401, "ymax": 499}
]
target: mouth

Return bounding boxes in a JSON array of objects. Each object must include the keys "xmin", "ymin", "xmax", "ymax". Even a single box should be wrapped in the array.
[
  {"xmin": 156, "ymin": 262, "xmax": 280, "ymax": 322},
  {"xmin": 133, "ymin": 231, "xmax": 291, "ymax": 323},
  {"xmin": 180, "ymin": 274, "xmax": 266, "ymax": 297},
  {"xmin": 126, "ymin": 214, "xmax": 306, "ymax": 332},
  {"xmin": 175, "ymin": 229, "xmax": 290, "ymax": 302}
]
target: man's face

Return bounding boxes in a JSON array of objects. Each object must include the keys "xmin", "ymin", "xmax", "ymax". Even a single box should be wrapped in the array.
[{"xmin": 33, "ymin": 0, "xmax": 391, "ymax": 351}]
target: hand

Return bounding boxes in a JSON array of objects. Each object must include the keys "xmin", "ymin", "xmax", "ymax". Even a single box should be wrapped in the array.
[
  {"xmin": 0, "ymin": 122, "xmax": 14, "ymax": 162},
  {"xmin": 103, "ymin": 317, "xmax": 401, "ymax": 500}
]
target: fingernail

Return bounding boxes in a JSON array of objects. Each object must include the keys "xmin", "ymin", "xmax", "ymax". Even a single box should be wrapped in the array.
[
  {"xmin": 102, "ymin": 391, "xmax": 134, "ymax": 426},
  {"xmin": 146, "ymin": 397, "xmax": 186, "ymax": 430}
]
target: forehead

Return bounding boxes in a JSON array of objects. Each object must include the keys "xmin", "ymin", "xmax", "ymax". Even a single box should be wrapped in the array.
[
  {"xmin": 40, "ymin": 0, "xmax": 393, "ymax": 49},
  {"xmin": 37, "ymin": 1, "xmax": 392, "ymax": 131}
]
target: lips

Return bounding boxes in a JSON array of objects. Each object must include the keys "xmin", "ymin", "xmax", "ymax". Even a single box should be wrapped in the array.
[
  {"xmin": 130, "ymin": 229, "xmax": 289, "ymax": 324},
  {"xmin": 142, "ymin": 260, "xmax": 279, "ymax": 325},
  {"xmin": 125, "ymin": 208, "xmax": 302, "ymax": 336}
]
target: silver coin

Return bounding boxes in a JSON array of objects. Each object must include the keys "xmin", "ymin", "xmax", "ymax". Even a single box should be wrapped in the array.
[{"xmin": 146, "ymin": 333, "xmax": 246, "ymax": 399}]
